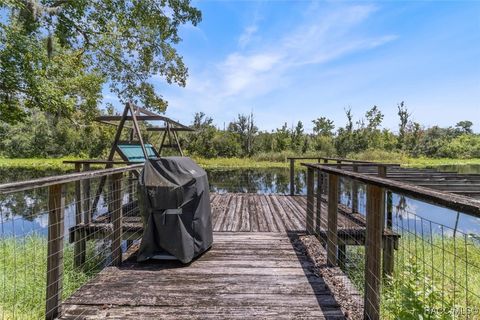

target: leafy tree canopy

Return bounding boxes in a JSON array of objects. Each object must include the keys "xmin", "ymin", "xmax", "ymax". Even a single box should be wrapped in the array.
[{"xmin": 0, "ymin": 0, "xmax": 201, "ymax": 123}]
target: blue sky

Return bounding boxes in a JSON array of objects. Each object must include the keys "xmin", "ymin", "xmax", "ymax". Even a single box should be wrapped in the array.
[{"xmin": 121, "ymin": 1, "xmax": 480, "ymax": 133}]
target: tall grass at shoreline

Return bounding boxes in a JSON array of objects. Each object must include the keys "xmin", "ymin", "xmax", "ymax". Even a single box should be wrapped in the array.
[
  {"xmin": 0, "ymin": 236, "xmax": 104, "ymax": 319},
  {"xmin": 344, "ymin": 236, "xmax": 480, "ymax": 319}
]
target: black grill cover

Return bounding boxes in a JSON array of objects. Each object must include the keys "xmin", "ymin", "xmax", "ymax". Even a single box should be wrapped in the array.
[{"xmin": 137, "ymin": 157, "xmax": 213, "ymax": 263}]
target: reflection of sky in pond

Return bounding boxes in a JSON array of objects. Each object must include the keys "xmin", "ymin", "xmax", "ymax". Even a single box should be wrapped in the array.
[{"xmin": 1, "ymin": 166, "xmax": 479, "ymax": 238}]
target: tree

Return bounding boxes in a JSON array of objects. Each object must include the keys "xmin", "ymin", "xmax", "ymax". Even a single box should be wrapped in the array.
[
  {"xmin": 228, "ymin": 113, "xmax": 258, "ymax": 156},
  {"xmin": 397, "ymin": 101, "xmax": 410, "ymax": 150},
  {"xmin": 312, "ymin": 117, "xmax": 334, "ymax": 137},
  {"xmin": 291, "ymin": 121, "xmax": 304, "ymax": 152},
  {"xmin": 0, "ymin": 0, "xmax": 201, "ymax": 123},
  {"xmin": 274, "ymin": 123, "xmax": 290, "ymax": 152},
  {"xmin": 192, "ymin": 112, "xmax": 213, "ymax": 130},
  {"xmin": 455, "ymin": 121, "xmax": 473, "ymax": 134},
  {"xmin": 365, "ymin": 105, "xmax": 384, "ymax": 130}
]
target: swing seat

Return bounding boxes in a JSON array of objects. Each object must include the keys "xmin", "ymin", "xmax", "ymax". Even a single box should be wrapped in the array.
[{"xmin": 117, "ymin": 143, "xmax": 159, "ymax": 162}]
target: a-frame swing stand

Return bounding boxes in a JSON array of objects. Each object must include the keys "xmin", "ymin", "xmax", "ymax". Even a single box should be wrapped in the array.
[{"xmin": 63, "ymin": 103, "xmax": 194, "ymax": 266}]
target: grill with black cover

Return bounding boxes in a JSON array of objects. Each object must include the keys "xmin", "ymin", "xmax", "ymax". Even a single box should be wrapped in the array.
[{"xmin": 137, "ymin": 157, "xmax": 213, "ymax": 263}]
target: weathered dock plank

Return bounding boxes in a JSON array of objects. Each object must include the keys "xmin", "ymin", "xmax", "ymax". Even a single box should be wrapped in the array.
[{"xmin": 60, "ymin": 232, "xmax": 346, "ymax": 320}]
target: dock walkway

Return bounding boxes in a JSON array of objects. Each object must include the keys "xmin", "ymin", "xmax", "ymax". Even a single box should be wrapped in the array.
[
  {"xmin": 61, "ymin": 194, "xmax": 365, "ymax": 319},
  {"xmin": 60, "ymin": 232, "xmax": 345, "ymax": 319}
]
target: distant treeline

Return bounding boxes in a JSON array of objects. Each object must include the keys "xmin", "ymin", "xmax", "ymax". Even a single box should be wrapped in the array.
[
  {"xmin": 0, "ymin": 102, "xmax": 479, "ymax": 160},
  {"xmin": 182, "ymin": 102, "xmax": 480, "ymax": 160}
]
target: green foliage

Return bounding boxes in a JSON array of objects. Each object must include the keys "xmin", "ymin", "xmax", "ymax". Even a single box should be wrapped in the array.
[
  {"xmin": 345, "ymin": 236, "xmax": 480, "ymax": 320},
  {"xmin": 227, "ymin": 113, "xmax": 258, "ymax": 156},
  {"xmin": 437, "ymin": 134, "xmax": 480, "ymax": 158},
  {"xmin": 0, "ymin": 109, "xmax": 115, "ymax": 158},
  {"xmin": 0, "ymin": 0, "xmax": 201, "ymax": 122},
  {"xmin": 0, "ymin": 23, "xmax": 103, "ymax": 123},
  {"xmin": 312, "ymin": 116, "xmax": 335, "ymax": 137},
  {"xmin": 382, "ymin": 259, "xmax": 453, "ymax": 320},
  {"xmin": 0, "ymin": 236, "xmax": 104, "ymax": 319}
]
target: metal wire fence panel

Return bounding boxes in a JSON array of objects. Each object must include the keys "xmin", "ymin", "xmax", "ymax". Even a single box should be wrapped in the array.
[
  {"xmin": 303, "ymin": 164, "xmax": 480, "ymax": 320},
  {"xmin": 0, "ymin": 167, "xmax": 141, "ymax": 319}
]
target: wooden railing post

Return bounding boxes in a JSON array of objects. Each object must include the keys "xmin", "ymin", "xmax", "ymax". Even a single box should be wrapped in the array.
[
  {"xmin": 45, "ymin": 184, "xmax": 65, "ymax": 320},
  {"xmin": 289, "ymin": 158, "xmax": 295, "ymax": 196},
  {"xmin": 82, "ymin": 163, "xmax": 91, "ymax": 224},
  {"xmin": 74, "ymin": 164, "xmax": 85, "ymax": 269},
  {"xmin": 315, "ymin": 169, "xmax": 323, "ymax": 235},
  {"xmin": 352, "ymin": 165, "xmax": 359, "ymax": 213},
  {"xmin": 383, "ymin": 191, "xmax": 394, "ymax": 277},
  {"xmin": 322, "ymin": 159, "xmax": 328, "ymax": 195},
  {"xmin": 364, "ymin": 183, "xmax": 384, "ymax": 320},
  {"xmin": 110, "ymin": 173, "xmax": 124, "ymax": 266},
  {"xmin": 327, "ymin": 174, "xmax": 339, "ymax": 267},
  {"xmin": 306, "ymin": 167, "xmax": 315, "ymax": 234},
  {"xmin": 74, "ymin": 163, "xmax": 82, "ymax": 224},
  {"xmin": 377, "ymin": 165, "xmax": 395, "ymax": 277}
]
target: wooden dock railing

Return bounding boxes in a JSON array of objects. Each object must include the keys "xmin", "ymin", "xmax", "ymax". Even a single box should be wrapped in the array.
[
  {"xmin": 302, "ymin": 162, "xmax": 480, "ymax": 320},
  {"xmin": 0, "ymin": 164, "xmax": 142, "ymax": 319},
  {"xmin": 287, "ymin": 156, "xmax": 386, "ymax": 196}
]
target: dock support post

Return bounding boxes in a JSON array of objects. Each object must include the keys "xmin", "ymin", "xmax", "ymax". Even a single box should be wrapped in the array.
[
  {"xmin": 306, "ymin": 167, "xmax": 315, "ymax": 234},
  {"xmin": 45, "ymin": 184, "xmax": 65, "ymax": 320},
  {"xmin": 364, "ymin": 183, "xmax": 384, "ymax": 320},
  {"xmin": 110, "ymin": 173, "xmax": 124, "ymax": 266},
  {"xmin": 351, "ymin": 165, "xmax": 359, "ymax": 213},
  {"xmin": 327, "ymin": 174, "xmax": 339, "ymax": 267},
  {"xmin": 289, "ymin": 158, "xmax": 295, "ymax": 196}
]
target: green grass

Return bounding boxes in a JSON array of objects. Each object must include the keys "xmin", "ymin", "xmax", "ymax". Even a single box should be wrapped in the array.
[
  {"xmin": 346, "ymin": 150, "xmax": 480, "ymax": 168},
  {"xmin": 0, "ymin": 157, "xmax": 82, "ymax": 172},
  {"xmin": 0, "ymin": 236, "xmax": 104, "ymax": 319},
  {"xmin": 344, "ymin": 236, "xmax": 480, "ymax": 320},
  {"xmin": 1, "ymin": 155, "xmax": 480, "ymax": 173}
]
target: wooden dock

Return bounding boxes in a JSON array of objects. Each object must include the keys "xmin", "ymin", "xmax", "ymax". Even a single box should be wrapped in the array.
[
  {"xmin": 61, "ymin": 193, "xmax": 364, "ymax": 319},
  {"xmin": 60, "ymin": 232, "xmax": 346, "ymax": 319},
  {"xmin": 70, "ymin": 193, "xmax": 399, "ymax": 245}
]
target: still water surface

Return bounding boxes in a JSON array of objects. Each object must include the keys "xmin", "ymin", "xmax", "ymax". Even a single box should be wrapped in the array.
[{"xmin": 1, "ymin": 165, "xmax": 479, "ymax": 237}]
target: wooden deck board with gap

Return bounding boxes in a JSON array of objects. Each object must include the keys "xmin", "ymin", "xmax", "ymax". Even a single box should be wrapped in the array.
[{"xmin": 60, "ymin": 232, "xmax": 346, "ymax": 319}]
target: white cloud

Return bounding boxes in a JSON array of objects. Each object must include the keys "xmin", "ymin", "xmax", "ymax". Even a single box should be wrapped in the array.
[
  {"xmin": 238, "ymin": 25, "xmax": 258, "ymax": 48},
  {"xmin": 204, "ymin": 4, "xmax": 396, "ymax": 99},
  {"xmin": 160, "ymin": 2, "xmax": 398, "ymax": 127}
]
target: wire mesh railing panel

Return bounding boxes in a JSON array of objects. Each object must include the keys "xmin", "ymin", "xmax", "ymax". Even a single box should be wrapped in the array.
[
  {"xmin": 0, "ymin": 168, "xmax": 141, "ymax": 319},
  {"xmin": 303, "ymin": 164, "xmax": 480, "ymax": 320},
  {"xmin": 385, "ymin": 202, "xmax": 480, "ymax": 319}
]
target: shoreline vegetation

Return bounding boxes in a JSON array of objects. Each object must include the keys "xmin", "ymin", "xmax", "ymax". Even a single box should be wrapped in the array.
[{"xmin": 1, "ymin": 155, "xmax": 480, "ymax": 173}]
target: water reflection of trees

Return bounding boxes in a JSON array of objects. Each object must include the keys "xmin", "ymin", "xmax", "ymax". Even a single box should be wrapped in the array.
[
  {"xmin": 207, "ymin": 168, "xmax": 304, "ymax": 194},
  {"xmin": 0, "ymin": 174, "xmax": 100, "ymax": 222}
]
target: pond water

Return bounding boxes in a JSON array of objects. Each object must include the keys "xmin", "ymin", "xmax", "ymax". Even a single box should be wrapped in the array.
[{"xmin": 1, "ymin": 165, "xmax": 479, "ymax": 238}]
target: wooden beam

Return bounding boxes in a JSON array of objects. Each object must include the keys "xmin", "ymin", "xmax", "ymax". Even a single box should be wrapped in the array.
[
  {"xmin": 289, "ymin": 159, "xmax": 295, "ymax": 196},
  {"xmin": 352, "ymin": 165, "xmax": 359, "ymax": 213},
  {"xmin": 45, "ymin": 184, "xmax": 65, "ymax": 320},
  {"xmin": 301, "ymin": 164, "xmax": 480, "ymax": 217},
  {"xmin": 306, "ymin": 167, "xmax": 315, "ymax": 234},
  {"xmin": 147, "ymin": 127, "xmax": 194, "ymax": 132},
  {"xmin": 315, "ymin": 170, "xmax": 322, "ymax": 235},
  {"xmin": 128, "ymin": 103, "xmax": 149, "ymax": 159},
  {"xmin": 327, "ymin": 174, "xmax": 339, "ymax": 267},
  {"xmin": 383, "ymin": 191, "xmax": 394, "ymax": 277},
  {"xmin": 0, "ymin": 164, "xmax": 142, "ymax": 195},
  {"xmin": 364, "ymin": 184, "xmax": 384, "ymax": 320},
  {"xmin": 110, "ymin": 173, "xmax": 124, "ymax": 266}
]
